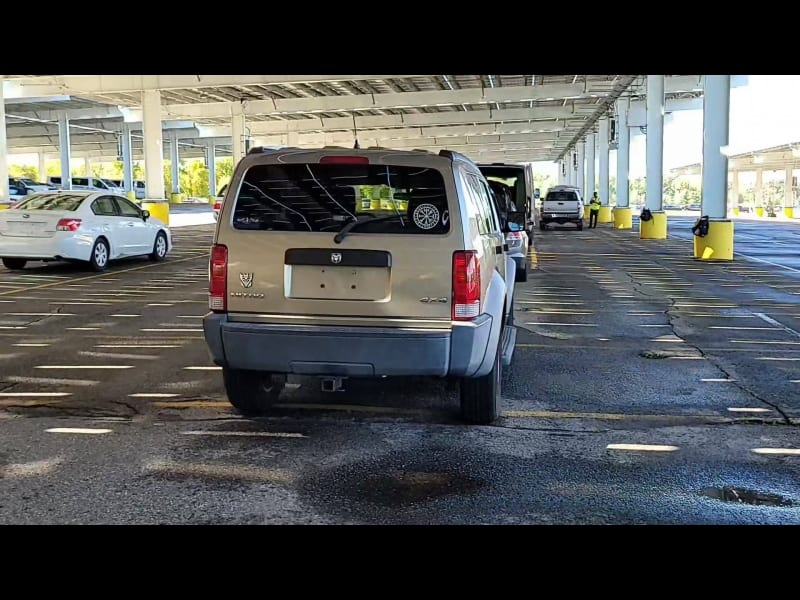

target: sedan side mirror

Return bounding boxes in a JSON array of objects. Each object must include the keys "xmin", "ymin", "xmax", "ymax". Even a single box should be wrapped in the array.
[{"xmin": 142, "ymin": 209, "xmax": 150, "ymax": 221}]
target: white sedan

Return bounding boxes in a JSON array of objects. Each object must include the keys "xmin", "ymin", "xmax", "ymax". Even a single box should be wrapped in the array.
[{"xmin": 0, "ymin": 191, "xmax": 171, "ymax": 272}]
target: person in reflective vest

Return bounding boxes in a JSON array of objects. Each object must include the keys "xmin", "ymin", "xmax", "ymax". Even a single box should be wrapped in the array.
[{"xmin": 589, "ymin": 192, "xmax": 601, "ymax": 228}]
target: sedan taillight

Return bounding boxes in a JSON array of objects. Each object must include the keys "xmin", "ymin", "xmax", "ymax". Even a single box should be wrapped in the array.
[{"xmin": 56, "ymin": 218, "xmax": 82, "ymax": 231}]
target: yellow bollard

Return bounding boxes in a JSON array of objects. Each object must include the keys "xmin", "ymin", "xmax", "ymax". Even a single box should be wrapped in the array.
[
  {"xmin": 639, "ymin": 211, "xmax": 668, "ymax": 239},
  {"xmin": 784, "ymin": 207, "xmax": 794, "ymax": 219},
  {"xmin": 755, "ymin": 206, "xmax": 764, "ymax": 217},
  {"xmin": 693, "ymin": 220, "xmax": 733, "ymax": 261},
  {"xmin": 583, "ymin": 205, "xmax": 591, "ymax": 219},
  {"xmin": 142, "ymin": 201, "xmax": 170, "ymax": 226},
  {"xmin": 613, "ymin": 207, "xmax": 633, "ymax": 229},
  {"xmin": 733, "ymin": 207, "xmax": 740, "ymax": 216},
  {"xmin": 597, "ymin": 205, "xmax": 613, "ymax": 223}
]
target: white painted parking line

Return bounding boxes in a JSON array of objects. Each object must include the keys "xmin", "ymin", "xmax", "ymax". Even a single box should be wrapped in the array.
[
  {"xmin": 755, "ymin": 357, "xmax": 800, "ymax": 361},
  {"xmin": 0, "ymin": 392, "xmax": 71, "ymax": 397},
  {"xmin": 5, "ymin": 376, "xmax": 98, "ymax": 386},
  {"xmin": 0, "ymin": 326, "xmax": 26, "ymax": 329},
  {"xmin": 183, "ymin": 366, "xmax": 222, "ymax": 371},
  {"xmin": 46, "ymin": 428, "xmax": 112, "ymax": 435},
  {"xmin": 110, "ymin": 314, "xmax": 140, "ymax": 318},
  {"xmin": 701, "ymin": 378, "xmax": 735, "ymax": 382},
  {"xmin": 67, "ymin": 327, "xmax": 100, "ymax": 331},
  {"xmin": 180, "ymin": 430, "xmax": 306, "ymax": 439},
  {"xmin": 525, "ymin": 322, "xmax": 598, "ymax": 327},
  {"xmin": 96, "ymin": 344, "xmax": 181, "ymax": 349},
  {"xmin": 12, "ymin": 343, "xmax": 50, "ymax": 347},
  {"xmin": 35, "ymin": 365, "xmax": 134, "ymax": 370},
  {"xmin": 147, "ymin": 303, "xmax": 174, "ymax": 307},
  {"xmin": 79, "ymin": 351, "xmax": 159, "ymax": 360},
  {"xmin": 607, "ymin": 443, "xmax": 679, "ymax": 452},
  {"xmin": 727, "ymin": 407, "xmax": 771, "ymax": 413},
  {"xmin": 129, "ymin": 393, "xmax": 180, "ymax": 398},
  {"xmin": 141, "ymin": 328, "xmax": 203, "ymax": 333},
  {"xmin": 754, "ymin": 312, "xmax": 800, "ymax": 339},
  {"xmin": 5, "ymin": 312, "xmax": 75, "ymax": 317},
  {"xmin": 751, "ymin": 448, "xmax": 800, "ymax": 456}
]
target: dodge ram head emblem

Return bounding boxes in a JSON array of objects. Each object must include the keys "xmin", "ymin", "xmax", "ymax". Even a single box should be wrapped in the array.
[
  {"xmin": 330, "ymin": 253, "xmax": 342, "ymax": 264},
  {"xmin": 239, "ymin": 273, "xmax": 254, "ymax": 288}
]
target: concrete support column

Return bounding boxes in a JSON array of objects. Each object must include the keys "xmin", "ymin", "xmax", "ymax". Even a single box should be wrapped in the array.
[
  {"xmin": 641, "ymin": 75, "xmax": 666, "ymax": 240},
  {"xmin": 207, "ymin": 140, "xmax": 217, "ymax": 198},
  {"xmin": 121, "ymin": 123, "xmax": 133, "ymax": 194},
  {"xmin": 169, "ymin": 130, "xmax": 180, "ymax": 195},
  {"xmin": 597, "ymin": 117, "xmax": 612, "ymax": 223},
  {"xmin": 568, "ymin": 152, "xmax": 575, "ymax": 186},
  {"xmin": 755, "ymin": 169, "xmax": 763, "ymax": 215},
  {"xmin": 142, "ymin": 90, "xmax": 165, "ymax": 201},
  {"xmin": 0, "ymin": 76, "xmax": 7, "ymax": 203},
  {"xmin": 613, "ymin": 97, "xmax": 632, "ymax": 229},
  {"xmin": 38, "ymin": 151, "xmax": 48, "ymax": 183},
  {"xmin": 695, "ymin": 74, "xmax": 733, "ymax": 260},
  {"xmin": 58, "ymin": 112, "xmax": 72, "ymax": 190},
  {"xmin": 0, "ymin": 75, "xmax": 9, "ymax": 205},
  {"xmin": 141, "ymin": 89, "xmax": 169, "ymax": 224},
  {"xmin": 585, "ymin": 133, "xmax": 595, "ymax": 202},
  {"xmin": 576, "ymin": 141, "xmax": 585, "ymax": 196},
  {"xmin": 231, "ymin": 103, "xmax": 246, "ymax": 165},
  {"xmin": 784, "ymin": 166, "xmax": 794, "ymax": 218}
]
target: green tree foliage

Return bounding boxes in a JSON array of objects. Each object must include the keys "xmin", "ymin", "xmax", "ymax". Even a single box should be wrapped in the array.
[{"xmin": 8, "ymin": 165, "xmax": 39, "ymax": 180}]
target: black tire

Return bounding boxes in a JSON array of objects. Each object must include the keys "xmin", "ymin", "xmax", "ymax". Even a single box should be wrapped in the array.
[
  {"xmin": 150, "ymin": 231, "xmax": 168, "ymax": 261},
  {"xmin": 2, "ymin": 258, "xmax": 26, "ymax": 270},
  {"xmin": 515, "ymin": 266, "xmax": 528, "ymax": 282},
  {"xmin": 460, "ymin": 329, "xmax": 502, "ymax": 425},
  {"xmin": 89, "ymin": 238, "xmax": 110, "ymax": 272},
  {"xmin": 539, "ymin": 222, "xmax": 546, "ymax": 231},
  {"xmin": 223, "ymin": 368, "xmax": 284, "ymax": 416},
  {"xmin": 577, "ymin": 221, "xmax": 583, "ymax": 231}
]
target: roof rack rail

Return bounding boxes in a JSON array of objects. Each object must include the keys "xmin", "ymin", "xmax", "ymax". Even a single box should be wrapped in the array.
[
  {"xmin": 439, "ymin": 149, "xmax": 477, "ymax": 164},
  {"xmin": 246, "ymin": 146, "xmax": 304, "ymax": 155}
]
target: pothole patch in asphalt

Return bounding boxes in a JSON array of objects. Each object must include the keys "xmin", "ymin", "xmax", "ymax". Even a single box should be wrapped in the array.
[
  {"xmin": 699, "ymin": 486, "xmax": 796, "ymax": 507},
  {"xmin": 640, "ymin": 351, "xmax": 671, "ymax": 359}
]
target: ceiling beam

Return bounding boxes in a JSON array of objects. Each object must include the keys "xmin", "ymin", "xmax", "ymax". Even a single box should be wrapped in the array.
[
  {"xmin": 4, "ymin": 75, "xmax": 422, "ymax": 95},
  {"xmin": 159, "ymin": 83, "xmax": 587, "ymax": 119}
]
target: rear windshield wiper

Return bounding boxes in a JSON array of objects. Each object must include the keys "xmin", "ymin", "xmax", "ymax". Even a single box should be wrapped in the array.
[{"xmin": 333, "ymin": 214, "xmax": 403, "ymax": 244}]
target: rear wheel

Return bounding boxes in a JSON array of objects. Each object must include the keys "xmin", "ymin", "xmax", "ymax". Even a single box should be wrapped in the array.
[
  {"xmin": 223, "ymin": 368, "xmax": 285, "ymax": 416},
  {"xmin": 577, "ymin": 221, "xmax": 583, "ymax": 231},
  {"xmin": 460, "ymin": 328, "xmax": 502, "ymax": 425},
  {"xmin": 2, "ymin": 258, "xmax": 26, "ymax": 270},
  {"xmin": 539, "ymin": 222, "xmax": 546, "ymax": 231},
  {"xmin": 89, "ymin": 238, "xmax": 109, "ymax": 272},
  {"xmin": 150, "ymin": 231, "xmax": 168, "ymax": 261}
]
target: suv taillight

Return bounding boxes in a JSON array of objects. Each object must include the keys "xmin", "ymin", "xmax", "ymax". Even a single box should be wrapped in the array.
[
  {"xmin": 209, "ymin": 244, "xmax": 228, "ymax": 312},
  {"xmin": 56, "ymin": 218, "xmax": 82, "ymax": 231},
  {"xmin": 452, "ymin": 250, "xmax": 481, "ymax": 321},
  {"xmin": 213, "ymin": 201, "xmax": 222, "ymax": 211}
]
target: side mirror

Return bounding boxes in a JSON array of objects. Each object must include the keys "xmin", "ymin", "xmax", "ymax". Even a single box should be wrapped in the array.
[{"xmin": 142, "ymin": 209, "xmax": 150, "ymax": 221}]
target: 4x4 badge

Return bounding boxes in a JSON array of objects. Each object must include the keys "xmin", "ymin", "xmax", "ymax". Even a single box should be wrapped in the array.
[
  {"xmin": 239, "ymin": 273, "xmax": 254, "ymax": 288},
  {"xmin": 331, "ymin": 253, "xmax": 342, "ymax": 264}
]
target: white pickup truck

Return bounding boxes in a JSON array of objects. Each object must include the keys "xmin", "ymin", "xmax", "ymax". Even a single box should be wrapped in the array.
[{"xmin": 539, "ymin": 185, "xmax": 584, "ymax": 231}]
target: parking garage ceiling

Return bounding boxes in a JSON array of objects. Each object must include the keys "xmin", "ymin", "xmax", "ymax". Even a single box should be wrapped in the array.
[{"xmin": 2, "ymin": 75, "xmax": 710, "ymax": 163}]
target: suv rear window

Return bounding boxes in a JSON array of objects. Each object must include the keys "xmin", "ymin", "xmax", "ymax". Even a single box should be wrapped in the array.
[
  {"xmin": 546, "ymin": 191, "xmax": 579, "ymax": 202},
  {"xmin": 232, "ymin": 163, "xmax": 450, "ymax": 235}
]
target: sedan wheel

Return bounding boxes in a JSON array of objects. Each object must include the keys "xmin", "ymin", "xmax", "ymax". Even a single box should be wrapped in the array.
[
  {"xmin": 150, "ymin": 231, "xmax": 168, "ymax": 262},
  {"xmin": 90, "ymin": 238, "xmax": 109, "ymax": 272}
]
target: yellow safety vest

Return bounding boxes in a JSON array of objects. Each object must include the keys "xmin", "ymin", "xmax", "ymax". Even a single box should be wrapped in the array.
[{"xmin": 590, "ymin": 200, "xmax": 601, "ymax": 212}]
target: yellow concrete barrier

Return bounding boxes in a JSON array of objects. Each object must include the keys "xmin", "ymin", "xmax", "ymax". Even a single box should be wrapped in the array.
[
  {"xmin": 639, "ymin": 211, "xmax": 667, "ymax": 239},
  {"xmin": 0, "ymin": 204, "xmax": 9, "ymax": 211},
  {"xmin": 597, "ymin": 205, "xmax": 613, "ymax": 223},
  {"xmin": 693, "ymin": 219, "xmax": 733, "ymax": 261},
  {"xmin": 583, "ymin": 205, "xmax": 591, "ymax": 219},
  {"xmin": 613, "ymin": 207, "xmax": 633, "ymax": 229},
  {"xmin": 755, "ymin": 207, "xmax": 764, "ymax": 217},
  {"xmin": 142, "ymin": 201, "xmax": 170, "ymax": 226},
  {"xmin": 784, "ymin": 207, "xmax": 794, "ymax": 219},
  {"xmin": 169, "ymin": 192, "xmax": 185, "ymax": 205}
]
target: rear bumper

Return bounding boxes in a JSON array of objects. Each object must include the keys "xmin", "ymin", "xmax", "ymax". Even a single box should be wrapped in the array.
[
  {"xmin": 203, "ymin": 313, "xmax": 494, "ymax": 378},
  {"xmin": 0, "ymin": 232, "xmax": 92, "ymax": 261},
  {"xmin": 542, "ymin": 213, "xmax": 582, "ymax": 223}
]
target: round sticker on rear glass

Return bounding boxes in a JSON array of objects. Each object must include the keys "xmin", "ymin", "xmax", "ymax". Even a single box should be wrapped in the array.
[{"xmin": 412, "ymin": 203, "xmax": 440, "ymax": 230}]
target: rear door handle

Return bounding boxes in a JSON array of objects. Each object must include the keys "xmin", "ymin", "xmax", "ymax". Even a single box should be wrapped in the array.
[{"xmin": 495, "ymin": 245, "xmax": 504, "ymax": 254}]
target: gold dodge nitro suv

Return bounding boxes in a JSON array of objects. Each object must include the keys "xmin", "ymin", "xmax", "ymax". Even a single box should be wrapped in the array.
[{"xmin": 203, "ymin": 146, "xmax": 518, "ymax": 424}]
